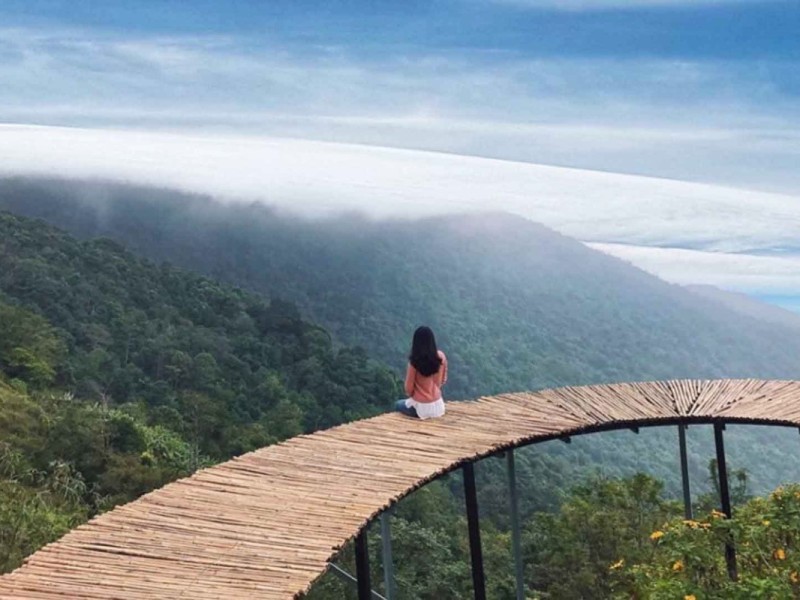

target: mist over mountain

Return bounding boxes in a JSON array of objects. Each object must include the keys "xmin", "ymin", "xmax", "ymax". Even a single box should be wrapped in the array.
[
  {"xmin": 2, "ymin": 176, "xmax": 799, "ymax": 401},
  {"xmin": 2, "ymin": 0, "xmax": 798, "ymax": 594},
  {"xmin": 5, "ymin": 175, "xmax": 800, "ymax": 498},
  {"xmin": 4, "ymin": 176, "xmax": 800, "ymax": 503}
]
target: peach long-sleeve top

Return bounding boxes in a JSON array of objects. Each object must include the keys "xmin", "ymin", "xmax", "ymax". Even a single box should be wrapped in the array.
[{"xmin": 404, "ymin": 350, "xmax": 448, "ymax": 403}]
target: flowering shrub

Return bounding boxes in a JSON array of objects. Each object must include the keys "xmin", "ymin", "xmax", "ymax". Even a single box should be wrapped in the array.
[{"xmin": 613, "ymin": 484, "xmax": 800, "ymax": 599}]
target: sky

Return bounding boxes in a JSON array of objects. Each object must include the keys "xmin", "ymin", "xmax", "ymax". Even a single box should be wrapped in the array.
[
  {"xmin": 1, "ymin": 0, "xmax": 799, "ymax": 192},
  {"xmin": 0, "ymin": 1, "xmax": 798, "ymax": 309}
]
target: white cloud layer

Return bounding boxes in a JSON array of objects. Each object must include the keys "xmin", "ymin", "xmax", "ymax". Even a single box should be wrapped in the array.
[
  {"xmin": 590, "ymin": 244, "xmax": 800, "ymax": 294},
  {"xmin": 1, "ymin": 124, "xmax": 797, "ymax": 299},
  {"xmin": 1, "ymin": 27, "xmax": 798, "ymax": 194}
]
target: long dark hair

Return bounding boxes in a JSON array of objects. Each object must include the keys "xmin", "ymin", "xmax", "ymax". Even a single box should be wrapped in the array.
[{"xmin": 409, "ymin": 326, "xmax": 442, "ymax": 377}]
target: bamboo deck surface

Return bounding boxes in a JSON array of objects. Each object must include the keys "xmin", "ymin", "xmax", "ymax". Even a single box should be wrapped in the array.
[{"xmin": 2, "ymin": 379, "xmax": 800, "ymax": 599}]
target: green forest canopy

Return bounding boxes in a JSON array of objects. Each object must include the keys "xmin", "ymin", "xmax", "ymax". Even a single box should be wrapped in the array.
[
  {"xmin": 0, "ymin": 211, "xmax": 399, "ymax": 572},
  {"xmin": 2, "ymin": 187, "xmax": 800, "ymax": 597},
  {"xmin": 3, "ymin": 178, "xmax": 800, "ymax": 499}
]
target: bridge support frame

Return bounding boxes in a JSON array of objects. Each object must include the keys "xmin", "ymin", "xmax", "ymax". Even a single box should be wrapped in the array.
[
  {"xmin": 507, "ymin": 450, "xmax": 526, "ymax": 600},
  {"xmin": 463, "ymin": 462, "xmax": 487, "ymax": 600},
  {"xmin": 380, "ymin": 511, "xmax": 396, "ymax": 599},
  {"xmin": 714, "ymin": 422, "xmax": 737, "ymax": 581},
  {"xmin": 355, "ymin": 528, "xmax": 372, "ymax": 600},
  {"xmin": 678, "ymin": 424, "xmax": 693, "ymax": 520}
]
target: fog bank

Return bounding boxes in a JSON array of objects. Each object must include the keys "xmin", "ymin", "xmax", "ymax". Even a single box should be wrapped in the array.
[{"xmin": 1, "ymin": 124, "xmax": 798, "ymax": 300}]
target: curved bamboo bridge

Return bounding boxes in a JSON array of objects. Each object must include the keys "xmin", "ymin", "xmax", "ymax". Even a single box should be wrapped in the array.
[{"xmin": 2, "ymin": 379, "xmax": 800, "ymax": 599}]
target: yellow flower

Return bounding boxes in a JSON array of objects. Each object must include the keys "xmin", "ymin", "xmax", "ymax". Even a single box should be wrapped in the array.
[
  {"xmin": 672, "ymin": 560, "xmax": 684, "ymax": 572},
  {"xmin": 650, "ymin": 530, "xmax": 665, "ymax": 541},
  {"xmin": 685, "ymin": 595, "xmax": 697, "ymax": 600},
  {"xmin": 609, "ymin": 559, "xmax": 625, "ymax": 571},
  {"xmin": 683, "ymin": 520, "xmax": 699, "ymax": 529},
  {"xmin": 763, "ymin": 520, "xmax": 771, "ymax": 527},
  {"xmin": 774, "ymin": 548, "xmax": 787, "ymax": 560},
  {"xmin": 711, "ymin": 509, "xmax": 726, "ymax": 519},
  {"xmin": 790, "ymin": 571, "xmax": 800, "ymax": 584}
]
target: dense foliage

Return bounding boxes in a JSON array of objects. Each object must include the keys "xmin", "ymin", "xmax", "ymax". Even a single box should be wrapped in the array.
[
  {"xmin": 4, "ymin": 178, "xmax": 800, "ymax": 399},
  {"xmin": 307, "ymin": 473, "xmax": 800, "ymax": 600},
  {"xmin": 616, "ymin": 484, "xmax": 800, "ymax": 599},
  {"xmin": 525, "ymin": 474, "xmax": 678, "ymax": 598},
  {"xmin": 3, "ymin": 182, "xmax": 800, "ymax": 599},
  {"xmin": 0, "ymin": 211, "xmax": 399, "ymax": 572},
  {"xmin": 0, "ymin": 212, "xmax": 399, "ymax": 456},
  {"xmin": 3, "ymin": 178, "xmax": 800, "ymax": 499},
  {"xmin": 0, "ymin": 382, "xmax": 187, "ymax": 572}
]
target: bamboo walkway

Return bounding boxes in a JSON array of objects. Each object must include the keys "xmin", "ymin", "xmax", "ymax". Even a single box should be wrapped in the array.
[{"xmin": 2, "ymin": 379, "xmax": 800, "ymax": 599}]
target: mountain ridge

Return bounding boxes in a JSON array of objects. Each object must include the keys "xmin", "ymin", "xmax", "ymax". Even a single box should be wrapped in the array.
[
  {"xmin": 4, "ymin": 183, "xmax": 800, "ymax": 546},
  {"xmin": 686, "ymin": 284, "xmax": 800, "ymax": 331},
  {"xmin": 2, "ymin": 177, "xmax": 799, "ymax": 400}
]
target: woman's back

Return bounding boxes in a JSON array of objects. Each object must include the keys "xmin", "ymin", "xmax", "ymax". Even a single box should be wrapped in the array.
[
  {"xmin": 396, "ymin": 325, "xmax": 448, "ymax": 420},
  {"xmin": 405, "ymin": 349, "xmax": 448, "ymax": 403}
]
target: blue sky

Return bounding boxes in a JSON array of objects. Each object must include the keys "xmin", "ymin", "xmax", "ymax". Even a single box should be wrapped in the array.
[
  {"xmin": 1, "ymin": 0, "xmax": 798, "ymax": 192},
  {"xmin": 3, "ymin": 0, "xmax": 798, "ymax": 61}
]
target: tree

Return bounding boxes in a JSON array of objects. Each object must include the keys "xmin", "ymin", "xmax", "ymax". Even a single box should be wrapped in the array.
[
  {"xmin": 618, "ymin": 484, "xmax": 800, "ymax": 599},
  {"xmin": 524, "ymin": 474, "xmax": 680, "ymax": 599},
  {"xmin": 0, "ymin": 302, "xmax": 64, "ymax": 388}
]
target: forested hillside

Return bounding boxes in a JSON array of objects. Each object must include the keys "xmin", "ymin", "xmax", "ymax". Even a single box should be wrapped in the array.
[
  {"xmin": 3, "ymin": 177, "xmax": 800, "ymax": 499},
  {"xmin": 0, "ymin": 211, "xmax": 398, "ymax": 572},
  {"xmin": 2, "ymin": 177, "xmax": 799, "ymax": 397},
  {"xmin": 3, "ymin": 194, "xmax": 800, "ymax": 598}
]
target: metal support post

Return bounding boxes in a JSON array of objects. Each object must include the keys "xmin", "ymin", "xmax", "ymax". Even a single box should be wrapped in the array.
[
  {"xmin": 507, "ymin": 450, "xmax": 525, "ymax": 600},
  {"xmin": 355, "ymin": 529, "xmax": 372, "ymax": 600},
  {"xmin": 714, "ymin": 422, "xmax": 737, "ymax": 581},
  {"xmin": 463, "ymin": 463, "xmax": 487, "ymax": 600},
  {"xmin": 678, "ymin": 424, "xmax": 693, "ymax": 520},
  {"xmin": 380, "ymin": 511, "xmax": 396, "ymax": 600}
]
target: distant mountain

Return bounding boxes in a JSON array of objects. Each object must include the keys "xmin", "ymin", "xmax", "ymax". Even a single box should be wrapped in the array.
[
  {"xmin": 3, "ymin": 176, "xmax": 800, "ymax": 501},
  {"xmin": 2, "ymin": 176, "xmax": 799, "ymax": 399},
  {"xmin": 686, "ymin": 284, "xmax": 800, "ymax": 331}
]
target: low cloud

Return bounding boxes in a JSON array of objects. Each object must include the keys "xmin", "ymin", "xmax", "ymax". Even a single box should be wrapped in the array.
[
  {"xmin": 590, "ymin": 243, "xmax": 800, "ymax": 294},
  {"xmin": 1, "ymin": 124, "xmax": 797, "ymax": 300}
]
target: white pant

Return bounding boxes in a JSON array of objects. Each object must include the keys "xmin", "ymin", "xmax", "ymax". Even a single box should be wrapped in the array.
[{"xmin": 403, "ymin": 397, "xmax": 445, "ymax": 420}]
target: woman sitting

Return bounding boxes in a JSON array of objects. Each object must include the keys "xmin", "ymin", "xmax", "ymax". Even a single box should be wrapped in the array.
[{"xmin": 395, "ymin": 326, "xmax": 447, "ymax": 420}]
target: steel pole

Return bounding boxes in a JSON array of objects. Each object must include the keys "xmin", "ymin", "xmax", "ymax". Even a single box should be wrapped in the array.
[
  {"xmin": 714, "ymin": 422, "xmax": 737, "ymax": 581},
  {"xmin": 463, "ymin": 463, "xmax": 487, "ymax": 600},
  {"xmin": 507, "ymin": 451, "xmax": 525, "ymax": 600},
  {"xmin": 355, "ymin": 529, "xmax": 372, "ymax": 600},
  {"xmin": 678, "ymin": 424, "xmax": 693, "ymax": 520},
  {"xmin": 380, "ymin": 512, "xmax": 396, "ymax": 599}
]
